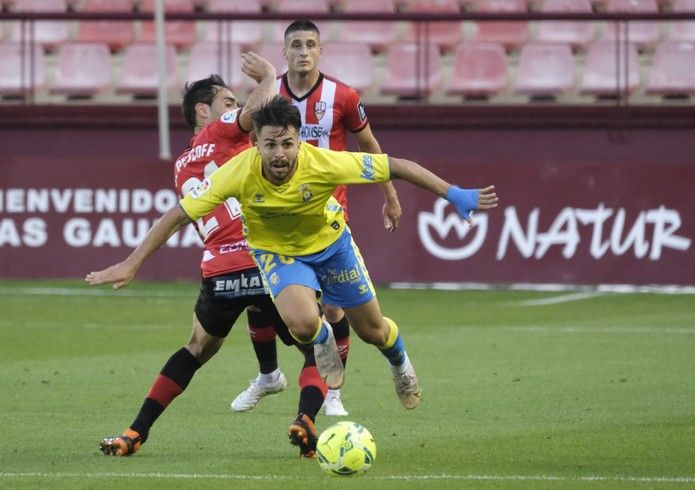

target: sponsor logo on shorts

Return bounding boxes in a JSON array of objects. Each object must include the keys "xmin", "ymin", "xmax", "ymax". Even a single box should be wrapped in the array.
[
  {"xmin": 214, "ymin": 273, "xmax": 263, "ymax": 292},
  {"xmin": 323, "ymin": 265, "xmax": 362, "ymax": 286},
  {"xmin": 269, "ymin": 272, "xmax": 280, "ymax": 285}
]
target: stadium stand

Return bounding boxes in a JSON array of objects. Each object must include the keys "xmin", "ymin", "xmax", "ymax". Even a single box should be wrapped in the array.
[
  {"xmin": 8, "ymin": 0, "xmax": 69, "ymax": 51},
  {"xmin": 49, "ymin": 42, "xmax": 112, "ymax": 98},
  {"xmin": 380, "ymin": 42, "xmax": 443, "ymax": 98},
  {"xmin": 269, "ymin": 0, "xmax": 333, "ymax": 42},
  {"xmin": 76, "ymin": 0, "xmax": 135, "ymax": 52},
  {"xmin": 258, "ymin": 42, "xmax": 289, "ymax": 74},
  {"xmin": 319, "ymin": 42, "xmax": 374, "ymax": 93},
  {"xmin": 535, "ymin": 0, "xmax": 596, "ymax": 50},
  {"xmin": 667, "ymin": 0, "xmax": 695, "ymax": 42},
  {"xmin": 471, "ymin": 0, "xmax": 531, "ymax": 50},
  {"xmin": 186, "ymin": 41, "xmax": 246, "ymax": 92},
  {"xmin": 335, "ymin": 0, "xmax": 398, "ymax": 53},
  {"xmin": 601, "ymin": 0, "xmax": 661, "ymax": 51},
  {"xmin": 0, "ymin": 42, "xmax": 45, "ymax": 97},
  {"xmin": 202, "ymin": 0, "xmax": 264, "ymax": 49},
  {"xmin": 446, "ymin": 42, "xmax": 508, "ymax": 98},
  {"xmin": 116, "ymin": 42, "xmax": 179, "ymax": 97},
  {"xmin": 646, "ymin": 40, "xmax": 695, "ymax": 95},
  {"xmin": 513, "ymin": 42, "xmax": 576, "ymax": 98},
  {"xmin": 580, "ymin": 40, "xmax": 641, "ymax": 96},
  {"xmin": 403, "ymin": 0, "xmax": 464, "ymax": 52},
  {"xmin": 139, "ymin": 0, "xmax": 197, "ymax": 50}
]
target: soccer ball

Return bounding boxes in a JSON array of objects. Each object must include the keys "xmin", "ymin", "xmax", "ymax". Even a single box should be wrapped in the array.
[{"xmin": 316, "ymin": 421, "xmax": 376, "ymax": 476}]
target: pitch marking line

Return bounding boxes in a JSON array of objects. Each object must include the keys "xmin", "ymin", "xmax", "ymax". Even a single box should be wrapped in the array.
[
  {"xmin": 1, "ymin": 472, "xmax": 694, "ymax": 483},
  {"xmin": 510, "ymin": 292, "xmax": 604, "ymax": 306}
]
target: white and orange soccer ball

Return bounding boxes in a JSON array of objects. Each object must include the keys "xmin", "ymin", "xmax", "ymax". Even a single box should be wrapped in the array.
[{"xmin": 316, "ymin": 421, "xmax": 376, "ymax": 477}]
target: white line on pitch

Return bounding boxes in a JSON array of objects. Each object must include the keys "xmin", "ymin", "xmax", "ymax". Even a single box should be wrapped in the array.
[
  {"xmin": 510, "ymin": 292, "xmax": 604, "ymax": 306},
  {"xmin": 1, "ymin": 472, "xmax": 694, "ymax": 483}
]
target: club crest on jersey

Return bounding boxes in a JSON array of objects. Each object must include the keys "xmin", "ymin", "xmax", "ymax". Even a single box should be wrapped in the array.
[
  {"xmin": 190, "ymin": 178, "xmax": 211, "ymax": 198},
  {"xmin": 298, "ymin": 184, "xmax": 313, "ymax": 202},
  {"xmin": 314, "ymin": 101, "xmax": 326, "ymax": 121}
]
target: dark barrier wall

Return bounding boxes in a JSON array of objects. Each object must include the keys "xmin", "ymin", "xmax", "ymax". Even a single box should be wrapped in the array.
[{"xmin": 1, "ymin": 109, "xmax": 693, "ymax": 285}]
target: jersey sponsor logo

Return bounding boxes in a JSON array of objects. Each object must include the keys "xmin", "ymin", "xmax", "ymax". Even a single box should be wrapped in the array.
[
  {"xmin": 299, "ymin": 184, "xmax": 313, "ymax": 202},
  {"xmin": 360, "ymin": 154, "xmax": 376, "ymax": 181},
  {"xmin": 190, "ymin": 178, "xmax": 211, "ymax": 198},
  {"xmin": 357, "ymin": 102, "xmax": 367, "ymax": 122},
  {"xmin": 300, "ymin": 124, "xmax": 328, "ymax": 140},
  {"xmin": 175, "ymin": 143, "xmax": 216, "ymax": 170},
  {"xmin": 220, "ymin": 109, "xmax": 239, "ymax": 124},
  {"xmin": 314, "ymin": 101, "xmax": 327, "ymax": 121}
]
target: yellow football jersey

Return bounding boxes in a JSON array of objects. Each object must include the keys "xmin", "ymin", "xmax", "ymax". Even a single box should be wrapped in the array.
[{"xmin": 180, "ymin": 142, "xmax": 390, "ymax": 255}]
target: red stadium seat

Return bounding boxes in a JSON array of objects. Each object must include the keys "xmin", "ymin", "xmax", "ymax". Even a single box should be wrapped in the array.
[
  {"xmin": 76, "ymin": 0, "xmax": 135, "ymax": 52},
  {"xmin": 139, "ymin": 0, "xmax": 197, "ymax": 50},
  {"xmin": 186, "ymin": 42, "xmax": 246, "ymax": 92},
  {"xmin": 50, "ymin": 42, "xmax": 112, "ymax": 97},
  {"xmin": 471, "ymin": 0, "xmax": 530, "ymax": 51},
  {"xmin": 258, "ymin": 42, "xmax": 289, "ymax": 74},
  {"xmin": 116, "ymin": 42, "xmax": 179, "ymax": 97},
  {"xmin": 646, "ymin": 41, "xmax": 695, "ymax": 95},
  {"xmin": 0, "ymin": 42, "xmax": 45, "ymax": 97},
  {"xmin": 446, "ymin": 42, "xmax": 507, "ymax": 97},
  {"xmin": 580, "ymin": 40, "xmax": 641, "ymax": 96},
  {"xmin": 202, "ymin": 0, "xmax": 263, "ymax": 49},
  {"xmin": 380, "ymin": 42, "xmax": 443, "ymax": 98},
  {"xmin": 403, "ymin": 0, "xmax": 463, "ymax": 52},
  {"xmin": 513, "ymin": 42, "xmax": 575, "ymax": 97},
  {"xmin": 535, "ymin": 0, "xmax": 595, "ymax": 50},
  {"xmin": 336, "ymin": 0, "xmax": 398, "ymax": 53},
  {"xmin": 667, "ymin": 0, "xmax": 695, "ymax": 42},
  {"xmin": 319, "ymin": 42, "xmax": 374, "ymax": 93},
  {"xmin": 601, "ymin": 0, "xmax": 661, "ymax": 51},
  {"xmin": 269, "ymin": 0, "xmax": 333, "ymax": 42},
  {"xmin": 8, "ymin": 0, "xmax": 69, "ymax": 51}
]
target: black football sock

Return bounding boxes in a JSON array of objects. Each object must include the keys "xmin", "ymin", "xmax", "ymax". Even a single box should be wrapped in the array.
[{"xmin": 129, "ymin": 347, "xmax": 201, "ymax": 439}]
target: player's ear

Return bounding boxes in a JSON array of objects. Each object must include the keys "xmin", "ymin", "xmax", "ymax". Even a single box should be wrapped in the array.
[{"xmin": 195, "ymin": 102, "xmax": 210, "ymax": 120}]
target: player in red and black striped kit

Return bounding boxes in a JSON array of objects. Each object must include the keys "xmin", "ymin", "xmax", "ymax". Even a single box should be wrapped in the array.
[{"xmin": 231, "ymin": 19, "xmax": 402, "ymax": 417}]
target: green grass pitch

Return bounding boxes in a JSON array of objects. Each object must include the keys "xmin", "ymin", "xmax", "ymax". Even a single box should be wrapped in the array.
[{"xmin": 1, "ymin": 280, "xmax": 694, "ymax": 489}]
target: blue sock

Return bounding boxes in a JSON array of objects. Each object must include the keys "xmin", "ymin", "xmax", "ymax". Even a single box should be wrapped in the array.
[
  {"xmin": 380, "ymin": 334, "xmax": 406, "ymax": 366},
  {"xmin": 310, "ymin": 321, "xmax": 329, "ymax": 346}
]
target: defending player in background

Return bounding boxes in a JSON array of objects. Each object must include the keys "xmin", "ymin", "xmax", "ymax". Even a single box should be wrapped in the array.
[
  {"xmin": 231, "ymin": 19, "xmax": 402, "ymax": 417},
  {"xmin": 95, "ymin": 57, "xmax": 336, "ymax": 458},
  {"xmin": 86, "ymin": 95, "xmax": 499, "ymax": 455}
]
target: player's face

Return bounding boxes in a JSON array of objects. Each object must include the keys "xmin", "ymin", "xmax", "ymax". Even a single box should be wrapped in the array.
[
  {"xmin": 209, "ymin": 85, "xmax": 237, "ymax": 121},
  {"xmin": 256, "ymin": 125, "xmax": 300, "ymax": 185},
  {"xmin": 284, "ymin": 30, "xmax": 321, "ymax": 76}
]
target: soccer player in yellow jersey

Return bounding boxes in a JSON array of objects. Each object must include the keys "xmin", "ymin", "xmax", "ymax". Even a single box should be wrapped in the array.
[{"xmin": 86, "ymin": 95, "xmax": 499, "ymax": 414}]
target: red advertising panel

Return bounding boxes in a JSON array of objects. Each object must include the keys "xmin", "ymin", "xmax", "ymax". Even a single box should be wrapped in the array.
[{"xmin": 1, "ymin": 127, "xmax": 693, "ymax": 285}]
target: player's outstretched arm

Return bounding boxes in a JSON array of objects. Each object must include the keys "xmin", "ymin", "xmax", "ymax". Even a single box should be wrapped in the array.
[
  {"xmin": 85, "ymin": 205, "xmax": 192, "ymax": 289},
  {"xmin": 238, "ymin": 52, "xmax": 277, "ymax": 132},
  {"xmin": 388, "ymin": 157, "xmax": 498, "ymax": 224}
]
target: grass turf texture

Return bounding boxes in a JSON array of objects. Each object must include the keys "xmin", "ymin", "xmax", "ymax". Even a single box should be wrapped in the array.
[{"xmin": 0, "ymin": 280, "xmax": 693, "ymax": 489}]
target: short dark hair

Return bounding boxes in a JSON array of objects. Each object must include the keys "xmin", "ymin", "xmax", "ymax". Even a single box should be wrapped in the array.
[
  {"xmin": 252, "ymin": 95, "xmax": 302, "ymax": 135},
  {"xmin": 284, "ymin": 19, "xmax": 320, "ymax": 41},
  {"xmin": 181, "ymin": 74, "xmax": 227, "ymax": 129}
]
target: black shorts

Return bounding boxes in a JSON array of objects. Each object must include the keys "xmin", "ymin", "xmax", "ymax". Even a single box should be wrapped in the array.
[{"xmin": 194, "ymin": 267, "xmax": 295, "ymax": 345}]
